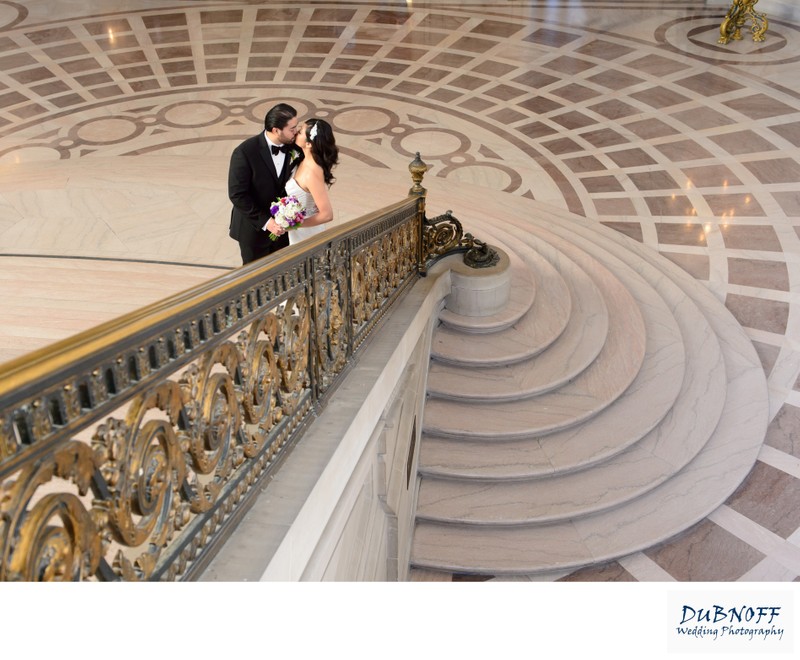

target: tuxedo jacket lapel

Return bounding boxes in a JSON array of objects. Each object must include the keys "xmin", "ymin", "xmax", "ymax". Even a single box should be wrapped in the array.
[
  {"xmin": 257, "ymin": 133, "xmax": 280, "ymax": 181},
  {"xmin": 279, "ymin": 151, "xmax": 293, "ymax": 184},
  {"xmin": 281, "ymin": 149, "xmax": 303, "ymax": 184}
]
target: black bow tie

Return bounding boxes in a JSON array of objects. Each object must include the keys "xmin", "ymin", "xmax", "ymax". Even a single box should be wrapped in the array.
[{"xmin": 271, "ymin": 144, "xmax": 289, "ymax": 156}]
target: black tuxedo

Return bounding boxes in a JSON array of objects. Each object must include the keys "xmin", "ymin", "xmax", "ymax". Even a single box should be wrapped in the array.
[{"xmin": 228, "ymin": 132, "xmax": 303, "ymax": 264}]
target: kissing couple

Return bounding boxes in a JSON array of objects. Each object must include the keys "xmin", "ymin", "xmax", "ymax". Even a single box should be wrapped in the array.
[{"xmin": 228, "ymin": 103, "xmax": 340, "ymax": 265}]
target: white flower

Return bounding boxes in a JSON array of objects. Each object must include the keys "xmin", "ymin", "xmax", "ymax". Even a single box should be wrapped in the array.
[{"xmin": 266, "ymin": 195, "xmax": 306, "ymax": 239}]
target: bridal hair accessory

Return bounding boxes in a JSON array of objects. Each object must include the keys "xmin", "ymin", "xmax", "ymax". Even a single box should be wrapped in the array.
[
  {"xmin": 264, "ymin": 195, "xmax": 306, "ymax": 240},
  {"xmin": 309, "ymin": 123, "xmax": 318, "ymax": 141}
]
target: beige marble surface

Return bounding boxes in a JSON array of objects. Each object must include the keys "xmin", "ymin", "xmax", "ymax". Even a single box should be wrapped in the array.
[
  {"xmin": 0, "ymin": 0, "xmax": 798, "ymax": 586},
  {"xmin": 414, "ymin": 193, "xmax": 767, "ymax": 574}
]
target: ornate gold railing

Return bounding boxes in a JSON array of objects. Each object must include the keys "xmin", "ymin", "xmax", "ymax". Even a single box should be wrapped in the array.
[
  {"xmin": 0, "ymin": 155, "xmax": 488, "ymax": 581},
  {"xmin": 719, "ymin": 0, "xmax": 768, "ymax": 44}
]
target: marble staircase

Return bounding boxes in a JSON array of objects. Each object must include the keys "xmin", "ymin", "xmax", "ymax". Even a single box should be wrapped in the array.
[{"xmin": 410, "ymin": 207, "xmax": 770, "ymax": 577}]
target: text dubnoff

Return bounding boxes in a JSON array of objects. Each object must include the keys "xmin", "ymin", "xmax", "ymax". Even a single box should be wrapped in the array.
[{"xmin": 668, "ymin": 592, "xmax": 793, "ymax": 653}]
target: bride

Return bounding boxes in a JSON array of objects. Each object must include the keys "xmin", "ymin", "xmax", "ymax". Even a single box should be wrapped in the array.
[{"xmin": 270, "ymin": 118, "xmax": 339, "ymax": 245}]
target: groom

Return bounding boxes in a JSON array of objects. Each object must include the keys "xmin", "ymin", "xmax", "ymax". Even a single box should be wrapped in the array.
[{"xmin": 228, "ymin": 103, "xmax": 304, "ymax": 265}]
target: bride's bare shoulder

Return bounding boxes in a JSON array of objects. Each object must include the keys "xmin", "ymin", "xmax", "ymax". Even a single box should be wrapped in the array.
[
  {"xmin": 297, "ymin": 156, "xmax": 322, "ymax": 174},
  {"xmin": 307, "ymin": 156, "xmax": 324, "ymax": 173}
]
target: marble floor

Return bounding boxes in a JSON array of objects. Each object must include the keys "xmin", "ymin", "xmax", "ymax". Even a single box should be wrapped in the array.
[{"xmin": 1, "ymin": 0, "xmax": 800, "ymax": 582}]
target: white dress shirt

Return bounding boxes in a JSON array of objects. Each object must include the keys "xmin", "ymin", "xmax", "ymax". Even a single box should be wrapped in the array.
[{"xmin": 265, "ymin": 131, "xmax": 286, "ymax": 173}]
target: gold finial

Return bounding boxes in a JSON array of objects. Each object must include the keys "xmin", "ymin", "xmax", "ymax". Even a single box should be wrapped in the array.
[{"xmin": 409, "ymin": 152, "xmax": 428, "ymax": 196}]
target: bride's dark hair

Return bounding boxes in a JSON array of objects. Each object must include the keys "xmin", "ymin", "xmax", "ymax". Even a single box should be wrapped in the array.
[{"xmin": 305, "ymin": 118, "xmax": 339, "ymax": 186}]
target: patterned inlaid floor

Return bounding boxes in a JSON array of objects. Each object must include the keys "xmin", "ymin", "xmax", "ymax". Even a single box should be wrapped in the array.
[{"xmin": 1, "ymin": 0, "xmax": 799, "ymax": 582}]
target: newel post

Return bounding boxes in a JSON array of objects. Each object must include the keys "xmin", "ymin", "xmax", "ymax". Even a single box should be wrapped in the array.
[{"xmin": 408, "ymin": 152, "xmax": 429, "ymax": 275}]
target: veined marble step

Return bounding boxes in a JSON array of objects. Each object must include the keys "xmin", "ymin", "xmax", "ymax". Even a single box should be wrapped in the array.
[
  {"xmin": 411, "ymin": 205, "xmax": 767, "ymax": 575},
  {"xmin": 418, "ymin": 222, "xmax": 724, "ymax": 512},
  {"xmin": 429, "ymin": 239, "xmax": 573, "ymax": 367},
  {"xmin": 427, "ymin": 218, "xmax": 668, "ymax": 403},
  {"xmin": 427, "ymin": 234, "xmax": 610, "ymax": 400},
  {"xmin": 437, "ymin": 239, "xmax": 533, "ymax": 334},
  {"xmin": 417, "ymin": 321, "xmax": 723, "ymax": 522},
  {"xmin": 417, "ymin": 452, "xmax": 673, "ymax": 523},
  {"xmin": 423, "ymin": 247, "xmax": 646, "ymax": 439},
  {"xmin": 419, "ymin": 222, "xmax": 698, "ymax": 478},
  {"xmin": 412, "ymin": 299, "xmax": 764, "ymax": 574}
]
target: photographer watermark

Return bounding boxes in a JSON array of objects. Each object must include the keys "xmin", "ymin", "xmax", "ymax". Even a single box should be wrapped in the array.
[{"xmin": 668, "ymin": 590, "xmax": 794, "ymax": 653}]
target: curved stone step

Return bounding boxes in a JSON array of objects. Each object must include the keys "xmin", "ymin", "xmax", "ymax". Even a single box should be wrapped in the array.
[
  {"xmin": 427, "ymin": 239, "xmax": 610, "ymax": 401},
  {"xmin": 422, "ymin": 245, "xmax": 646, "ymax": 440},
  {"xmin": 411, "ymin": 205, "xmax": 768, "ymax": 575},
  {"xmin": 420, "ymin": 266, "xmax": 691, "ymax": 482},
  {"xmin": 429, "ymin": 239, "xmax": 572, "ymax": 367},
  {"xmin": 420, "ymin": 221, "xmax": 693, "ymax": 478},
  {"xmin": 412, "ymin": 298, "xmax": 764, "ymax": 574},
  {"xmin": 437, "ymin": 240, "xmax": 531, "ymax": 333},
  {"xmin": 417, "ymin": 224, "xmax": 725, "ymax": 521}
]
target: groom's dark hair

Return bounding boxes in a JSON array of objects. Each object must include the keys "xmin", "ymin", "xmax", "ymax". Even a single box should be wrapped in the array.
[{"xmin": 264, "ymin": 103, "xmax": 297, "ymax": 131}]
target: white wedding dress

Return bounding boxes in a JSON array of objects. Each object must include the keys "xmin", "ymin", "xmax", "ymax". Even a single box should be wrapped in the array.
[{"xmin": 285, "ymin": 178, "xmax": 327, "ymax": 245}]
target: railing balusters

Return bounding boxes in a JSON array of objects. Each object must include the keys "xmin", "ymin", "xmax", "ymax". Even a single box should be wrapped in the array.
[
  {"xmin": 0, "ymin": 154, "xmax": 497, "ymax": 580},
  {"xmin": 1, "ymin": 191, "xmax": 421, "ymax": 581}
]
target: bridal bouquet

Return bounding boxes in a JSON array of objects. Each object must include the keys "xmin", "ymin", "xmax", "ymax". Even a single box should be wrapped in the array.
[{"xmin": 264, "ymin": 195, "xmax": 305, "ymax": 240}]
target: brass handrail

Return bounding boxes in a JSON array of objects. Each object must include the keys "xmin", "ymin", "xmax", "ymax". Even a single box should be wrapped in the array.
[
  {"xmin": 0, "ymin": 153, "xmax": 492, "ymax": 581},
  {"xmin": 0, "ymin": 195, "xmax": 417, "ymax": 403},
  {"xmin": 0, "ymin": 162, "xmax": 440, "ymax": 580}
]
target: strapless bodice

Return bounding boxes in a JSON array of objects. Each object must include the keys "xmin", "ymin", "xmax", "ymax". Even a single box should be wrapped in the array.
[
  {"xmin": 285, "ymin": 178, "xmax": 318, "ymax": 216},
  {"xmin": 285, "ymin": 177, "xmax": 326, "ymax": 245}
]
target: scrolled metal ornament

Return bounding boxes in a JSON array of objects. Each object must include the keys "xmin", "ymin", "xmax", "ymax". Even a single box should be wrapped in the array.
[
  {"xmin": 275, "ymin": 294, "xmax": 311, "ymax": 411},
  {"xmin": 95, "ymin": 383, "xmax": 187, "ymax": 580},
  {"xmin": 236, "ymin": 315, "xmax": 282, "ymax": 453},
  {"xmin": 312, "ymin": 247, "xmax": 349, "ymax": 394},
  {"xmin": 463, "ymin": 235, "xmax": 500, "ymax": 269},
  {"xmin": 179, "ymin": 344, "xmax": 242, "ymax": 512},
  {"xmin": 0, "ymin": 417, "xmax": 15, "ymax": 460},
  {"xmin": 1, "ymin": 441, "xmax": 102, "ymax": 581},
  {"xmin": 423, "ymin": 210, "xmax": 464, "ymax": 259},
  {"xmin": 420, "ymin": 210, "xmax": 498, "ymax": 269},
  {"xmin": 351, "ymin": 245, "xmax": 381, "ymax": 330},
  {"xmin": 378, "ymin": 234, "xmax": 395, "ymax": 300},
  {"xmin": 719, "ymin": 0, "xmax": 768, "ymax": 44}
]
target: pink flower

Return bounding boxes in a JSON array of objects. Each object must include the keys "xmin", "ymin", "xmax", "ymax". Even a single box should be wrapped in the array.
[{"xmin": 265, "ymin": 195, "xmax": 305, "ymax": 240}]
